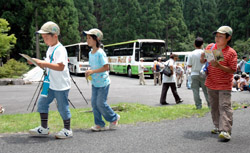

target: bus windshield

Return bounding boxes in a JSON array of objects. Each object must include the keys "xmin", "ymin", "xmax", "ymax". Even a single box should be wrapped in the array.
[
  {"xmin": 80, "ymin": 45, "xmax": 89, "ymax": 61},
  {"xmin": 138, "ymin": 42, "xmax": 165, "ymax": 62}
]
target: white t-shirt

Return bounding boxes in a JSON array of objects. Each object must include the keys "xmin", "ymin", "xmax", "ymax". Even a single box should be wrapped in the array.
[
  {"xmin": 187, "ymin": 49, "xmax": 205, "ymax": 76},
  {"xmin": 138, "ymin": 62, "xmax": 144, "ymax": 73},
  {"xmin": 45, "ymin": 43, "xmax": 71, "ymax": 91},
  {"xmin": 162, "ymin": 59, "xmax": 176, "ymax": 83}
]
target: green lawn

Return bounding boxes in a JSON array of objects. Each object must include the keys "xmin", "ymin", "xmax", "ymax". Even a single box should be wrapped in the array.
[{"xmin": 0, "ymin": 103, "xmax": 212, "ymax": 134}]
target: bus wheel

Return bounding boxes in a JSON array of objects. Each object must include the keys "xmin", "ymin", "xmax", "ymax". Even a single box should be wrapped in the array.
[{"xmin": 127, "ymin": 67, "xmax": 132, "ymax": 78}]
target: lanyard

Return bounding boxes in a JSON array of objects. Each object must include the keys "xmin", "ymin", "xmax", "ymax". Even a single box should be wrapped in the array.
[{"xmin": 47, "ymin": 44, "xmax": 61, "ymax": 77}]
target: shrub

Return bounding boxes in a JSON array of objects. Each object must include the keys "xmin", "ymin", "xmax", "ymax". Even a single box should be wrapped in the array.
[{"xmin": 0, "ymin": 59, "xmax": 29, "ymax": 78}]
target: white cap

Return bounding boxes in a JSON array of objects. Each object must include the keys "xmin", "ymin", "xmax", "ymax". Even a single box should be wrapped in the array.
[
  {"xmin": 83, "ymin": 28, "xmax": 103, "ymax": 40},
  {"xmin": 37, "ymin": 21, "xmax": 60, "ymax": 35}
]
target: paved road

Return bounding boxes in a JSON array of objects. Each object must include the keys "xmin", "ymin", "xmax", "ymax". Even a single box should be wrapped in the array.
[
  {"xmin": 1, "ymin": 74, "xmax": 250, "ymax": 153},
  {"xmin": 0, "ymin": 74, "xmax": 249, "ymax": 114},
  {"xmin": 1, "ymin": 107, "xmax": 250, "ymax": 153}
]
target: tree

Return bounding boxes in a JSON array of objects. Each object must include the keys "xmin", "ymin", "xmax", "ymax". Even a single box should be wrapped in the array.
[
  {"xmin": 0, "ymin": 18, "xmax": 16, "ymax": 58},
  {"xmin": 233, "ymin": 38, "xmax": 250, "ymax": 58},
  {"xmin": 100, "ymin": 0, "xmax": 142, "ymax": 44},
  {"xmin": 74, "ymin": 0, "xmax": 97, "ymax": 42},
  {"xmin": 161, "ymin": 0, "xmax": 188, "ymax": 51},
  {"xmin": 138, "ymin": 0, "xmax": 165, "ymax": 39},
  {"xmin": 0, "ymin": 0, "xmax": 80, "ymax": 59}
]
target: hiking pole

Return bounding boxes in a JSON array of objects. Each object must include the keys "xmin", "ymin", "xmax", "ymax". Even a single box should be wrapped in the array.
[
  {"xmin": 68, "ymin": 99, "xmax": 76, "ymax": 109},
  {"xmin": 69, "ymin": 74, "xmax": 88, "ymax": 104},
  {"xmin": 30, "ymin": 70, "xmax": 47, "ymax": 112},
  {"xmin": 27, "ymin": 73, "xmax": 44, "ymax": 111},
  {"xmin": 31, "ymin": 80, "xmax": 43, "ymax": 112}
]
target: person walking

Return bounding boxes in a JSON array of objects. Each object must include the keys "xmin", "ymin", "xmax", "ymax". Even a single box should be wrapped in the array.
[
  {"xmin": 84, "ymin": 28, "xmax": 120, "ymax": 131},
  {"xmin": 187, "ymin": 37, "xmax": 210, "ymax": 109},
  {"xmin": 245, "ymin": 57, "xmax": 250, "ymax": 74},
  {"xmin": 152, "ymin": 59, "xmax": 161, "ymax": 85},
  {"xmin": 138, "ymin": 58, "xmax": 146, "ymax": 85},
  {"xmin": 160, "ymin": 54, "xmax": 183, "ymax": 105},
  {"xmin": 237, "ymin": 56, "xmax": 247, "ymax": 74},
  {"xmin": 28, "ymin": 21, "xmax": 73, "ymax": 139},
  {"xmin": 176, "ymin": 63, "xmax": 184, "ymax": 88},
  {"xmin": 200, "ymin": 26, "xmax": 237, "ymax": 141}
]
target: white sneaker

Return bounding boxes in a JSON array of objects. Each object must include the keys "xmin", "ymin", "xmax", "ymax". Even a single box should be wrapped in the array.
[
  {"xmin": 55, "ymin": 128, "xmax": 73, "ymax": 139},
  {"xmin": 91, "ymin": 125, "xmax": 108, "ymax": 132},
  {"xmin": 211, "ymin": 128, "xmax": 220, "ymax": 134},
  {"xmin": 29, "ymin": 126, "xmax": 49, "ymax": 136},
  {"xmin": 219, "ymin": 131, "xmax": 231, "ymax": 140},
  {"xmin": 0, "ymin": 106, "xmax": 4, "ymax": 114},
  {"xmin": 109, "ymin": 114, "xmax": 120, "ymax": 129}
]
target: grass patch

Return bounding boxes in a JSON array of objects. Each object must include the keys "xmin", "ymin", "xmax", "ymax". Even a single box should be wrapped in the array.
[{"xmin": 0, "ymin": 103, "xmax": 210, "ymax": 134}]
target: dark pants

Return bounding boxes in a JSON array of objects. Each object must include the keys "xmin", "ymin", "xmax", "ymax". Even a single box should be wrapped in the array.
[{"xmin": 160, "ymin": 82, "xmax": 181, "ymax": 104}]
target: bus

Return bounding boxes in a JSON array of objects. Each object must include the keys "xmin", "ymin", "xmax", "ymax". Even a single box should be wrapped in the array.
[
  {"xmin": 104, "ymin": 39, "xmax": 166, "ymax": 77},
  {"xmin": 166, "ymin": 51, "xmax": 192, "ymax": 68},
  {"xmin": 65, "ymin": 42, "xmax": 90, "ymax": 75}
]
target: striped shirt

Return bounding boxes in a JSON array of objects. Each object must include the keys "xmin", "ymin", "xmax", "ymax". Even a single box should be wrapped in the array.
[{"xmin": 205, "ymin": 43, "xmax": 237, "ymax": 90}]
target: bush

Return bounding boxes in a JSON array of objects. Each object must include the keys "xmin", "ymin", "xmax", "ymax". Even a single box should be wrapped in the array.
[{"xmin": 0, "ymin": 59, "xmax": 29, "ymax": 78}]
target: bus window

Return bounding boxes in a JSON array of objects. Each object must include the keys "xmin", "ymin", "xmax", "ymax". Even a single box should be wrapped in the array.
[{"xmin": 140, "ymin": 42, "xmax": 165, "ymax": 62}]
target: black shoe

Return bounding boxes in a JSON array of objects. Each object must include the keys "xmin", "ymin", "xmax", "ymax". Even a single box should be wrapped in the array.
[
  {"xmin": 161, "ymin": 102, "xmax": 169, "ymax": 105},
  {"xmin": 176, "ymin": 99, "xmax": 183, "ymax": 104}
]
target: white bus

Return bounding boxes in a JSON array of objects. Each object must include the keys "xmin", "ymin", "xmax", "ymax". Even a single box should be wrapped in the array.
[
  {"xmin": 166, "ymin": 51, "xmax": 192, "ymax": 67},
  {"xmin": 65, "ymin": 42, "xmax": 90, "ymax": 75},
  {"xmin": 104, "ymin": 39, "xmax": 166, "ymax": 77}
]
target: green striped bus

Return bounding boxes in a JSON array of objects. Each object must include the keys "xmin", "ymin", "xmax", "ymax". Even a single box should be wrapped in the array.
[{"xmin": 104, "ymin": 39, "xmax": 166, "ymax": 77}]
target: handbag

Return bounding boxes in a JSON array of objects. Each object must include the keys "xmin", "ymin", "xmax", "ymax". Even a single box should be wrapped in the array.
[{"xmin": 163, "ymin": 61, "xmax": 172, "ymax": 77}]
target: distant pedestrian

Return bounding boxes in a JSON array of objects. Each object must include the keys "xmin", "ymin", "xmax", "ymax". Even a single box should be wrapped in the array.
[
  {"xmin": 237, "ymin": 56, "xmax": 247, "ymax": 74},
  {"xmin": 152, "ymin": 58, "xmax": 161, "ymax": 85},
  {"xmin": 186, "ymin": 66, "xmax": 192, "ymax": 89},
  {"xmin": 28, "ymin": 21, "xmax": 73, "ymax": 139},
  {"xmin": 187, "ymin": 37, "xmax": 210, "ymax": 109},
  {"xmin": 176, "ymin": 63, "xmax": 184, "ymax": 88},
  {"xmin": 158, "ymin": 57, "xmax": 164, "ymax": 83},
  {"xmin": 138, "ymin": 58, "xmax": 146, "ymax": 85},
  {"xmin": 84, "ymin": 28, "xmax": 120, "ymax": 131},
  {"xmin": 200, "ymin": 26, "xmax": 237, "ymax": 141},
  {"xmin": 238, "ymin": 72, "xmax": 248, "ymax": 91},
  {"xmin": 160, "ymin": 54, "xmax": 183, "ymax": 105},
  {"xmin": 245, "ymin": 57, "xmax": 250, "ymax": 74}
]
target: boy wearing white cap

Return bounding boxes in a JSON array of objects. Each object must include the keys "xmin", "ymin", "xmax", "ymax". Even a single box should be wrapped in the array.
[
  {"xmin": 201, "ymin": 26, "xmax": 237, "ymax": 141},
  {"xmin": 27, "ymin": 21, "xmax": 72, "ymax": 139}
]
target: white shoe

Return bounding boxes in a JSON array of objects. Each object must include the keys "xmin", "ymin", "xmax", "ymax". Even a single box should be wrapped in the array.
[
  {"xmin": 0, "ymin": 106, "xmax": 4, "ymax": 114},
  {"xmin": 29, "ymin": 126, "xmax": 49, "ymax": 136},
  {"xmin": 91, "ymin": 125, "xmax": 108, "ymax": 132},
  {"xmin": 211, "ymin": 128, "xmax": 219, "ymax": 134},
  {"xmin": 55, "ymin": 128, "xmax": 73, "ymax": 139},
  {"xmin": 219, "ymin": 131, "xmax": 231, "ymax": 140},
  {"xmin": 109, "ymin": 114, "xmax": 120, "ymax": 129}
]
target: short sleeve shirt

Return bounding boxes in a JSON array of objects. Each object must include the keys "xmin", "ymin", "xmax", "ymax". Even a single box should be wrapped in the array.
[
  {"xmin": 45, "ymin": 43, "xmax": 71, "ymax": 91},
  {"xmin": 162, "ymin": 59, "xmax": 176, "ymax": 83},
  {"xmin": 187, "ymin": 49, "xmax": 204, "ymax": 76},
  {"xmin": 205, "ymin": 43, "xmax": 237, "ymax": 90},
  {"xmin": 89, "ymin": 48, "xmax": 110, "ymax": 87}
]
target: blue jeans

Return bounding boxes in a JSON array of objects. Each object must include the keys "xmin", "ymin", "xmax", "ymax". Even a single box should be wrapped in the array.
[
  {"xmin": 37, "ymin": 88, "xmax": 71, "ymax": 120},
  {"xmin": 91, "ymin": 84, "xmax": 118, "ymax": 127}
]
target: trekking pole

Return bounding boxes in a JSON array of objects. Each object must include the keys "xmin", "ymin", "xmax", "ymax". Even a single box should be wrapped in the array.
[
  {"xmin": 68, "ymin": 99, "xmax": 76, "ymax": 109},
  {"xmin": 70, "ymin": 74, "xmax": 88, "ymax": 104},
  {"xmin": 31, "ymin": 81, "xmax": 43, "ymax": 112},
  {"xmin": 27, "ymin": 73, "xmax": 44, "ymax": 111}
]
